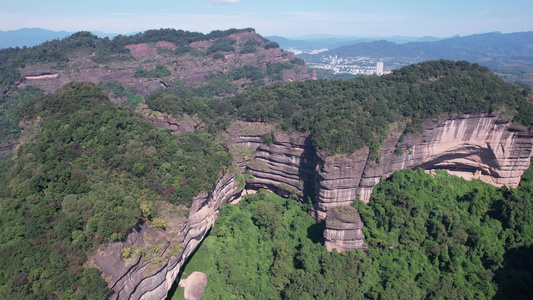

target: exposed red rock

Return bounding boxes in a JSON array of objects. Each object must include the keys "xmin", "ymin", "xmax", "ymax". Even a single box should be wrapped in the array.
[{"xmin": 324, "ymin": 206, "xmax": 368, "ymax": 252}]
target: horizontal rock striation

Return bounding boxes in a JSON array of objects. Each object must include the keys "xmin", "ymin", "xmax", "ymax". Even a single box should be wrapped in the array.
[
  {"xmin": 314, "ymin": 149, "xmax": 369, "ymax": 220},
  {"xmin": 324, "ymin": 206, "xmax": 368, "ymax": 253},
  {"xmin": 357, "ymin": 113, "xmax": 533, "ymax": 202},
  {"xmin": 245, "ymin": 132, "xmax": 316, "ymax": 198}
]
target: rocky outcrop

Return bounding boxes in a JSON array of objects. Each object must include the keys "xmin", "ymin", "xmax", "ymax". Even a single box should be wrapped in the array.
[
  {"xmin": 92, "ymin": 172, "xmax": 244, "ymax": 300},
  {"xmin": 324, "ymin": 206, "xmax": 368, "ymax": 253},
  {"xmin": 179, "ymin": 272, "xmax": 207, "ymax": 300},
  {"xmin": 100, "ymin": 113, "xmax": 533, "ymax": 298},
  {"xmin": 314, "ymin": 149, "xmax": 369, "ymax": 220},
  {"xmin": 142, "ymin": 112, "xmax": 202, "ymax": 135}
]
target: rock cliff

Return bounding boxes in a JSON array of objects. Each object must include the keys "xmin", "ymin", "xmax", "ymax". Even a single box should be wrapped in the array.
[
  {"xmin": 98, "ymin": 113, "xmax": 533, "ymax": 298},
  {"xmin": 91, "ymin": 172, "xmax": 244, "ymax": 300},
  {"xmin": 356, "ymin": 113, "xmax": 533, "ymax": 202}
]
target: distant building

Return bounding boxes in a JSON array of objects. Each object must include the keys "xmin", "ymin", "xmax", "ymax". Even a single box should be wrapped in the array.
[{"xmin": 376, "ymin": 61, "xmax": 384, "ymax": 76}]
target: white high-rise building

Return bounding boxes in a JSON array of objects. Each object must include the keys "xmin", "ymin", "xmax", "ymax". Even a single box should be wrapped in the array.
[{"xmin": 376, "ymin": 61, "xmax": 384, "ymax": 76}]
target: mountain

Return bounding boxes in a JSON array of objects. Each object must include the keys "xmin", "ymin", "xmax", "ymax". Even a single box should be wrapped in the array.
[
  {"xmin": 0, "ymin": 27, "xmax": 533, "ymax": 299},
  {"xmin": 265, "ymin": 34, "xmax": 443, "ymax": 51},
  {"xmin": 265, "ymin": 35, "xmax": 373, "ymax": 50},
  {"xmin": 300, "ymin": 31, "xmax": 533, "ymax": 88},
  {"xmin": 0, "ymin": 29, "xmax": 314, "ymax": 100},
  {"xmin": 0, "ymin": 28, "xmax": 74, "ymax": 49},
  {"xmin": 324, "ymin": 31, "xmax": 533, "ymax": 61}
]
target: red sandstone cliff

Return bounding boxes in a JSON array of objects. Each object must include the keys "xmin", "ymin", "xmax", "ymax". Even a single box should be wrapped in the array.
[{"xmin": 93, "ymin": 113, "xmax": 533, "ymax": 298}]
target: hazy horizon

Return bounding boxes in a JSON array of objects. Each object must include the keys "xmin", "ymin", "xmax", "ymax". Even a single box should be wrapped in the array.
[{"xmin": 1, "ymin": 0, "xmax": 532, "ymax": 38}]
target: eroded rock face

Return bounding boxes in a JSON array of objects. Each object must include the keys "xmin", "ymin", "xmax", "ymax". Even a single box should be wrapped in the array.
[
  {"xmin": 324, "ymin": 206, "xmax": 368, "ymax": 253},
  {"xmin": 356, "ymin": 114, "xmax": 533, "ymax": 202},
  {"xmin": 92, "ymin": 172, "xmax": 244, "ymax": 300},
  {"xmin": 245, "ymin": 131, "xmax": 316, "ymax": 198},
  {"xmin": 99, "ymin": 113, "xmax": 533, "ymax": 298}
]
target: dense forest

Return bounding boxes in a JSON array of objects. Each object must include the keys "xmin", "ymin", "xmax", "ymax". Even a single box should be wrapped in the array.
[
  {"xmin": 0, "ymin": 82, "xmax": 231, "ymax": 298},
  {"xmin": 148, "ymin": 60, "xmax": 533, "ymax": 154},
  {"xmin": 174, "ymin": 167, "xmax": 533, "ymax": 299}
]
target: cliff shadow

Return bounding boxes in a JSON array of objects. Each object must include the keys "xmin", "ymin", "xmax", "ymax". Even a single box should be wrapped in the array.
[
  {"xmin": 298, "ymin": 135, "xmax": 318, "ymax": 204},
  {"xmin": 493, "ymin": 245, "xmax": 533, "ymax": 299},
  {"xmin": 166, "ymin": 228, "xmax": 211, "ymax": 300},
  {"xmin": 307, "ymin": 221, "xmax": 324, "ymax": 244},
  {"xmin": 417, "ymin": 147, "xmax": 498, "ymax": 176},
  {"xmin": 299, "ymin": 135, "xmax": 324, "ymax": 244}
]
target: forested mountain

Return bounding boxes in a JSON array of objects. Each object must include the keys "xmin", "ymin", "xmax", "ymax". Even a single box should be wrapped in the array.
[
  {"xmin": 323, "ymin": 31, "xmax": 533, "ymax": 62},
  {"xmin": 147, "ymin": 60, "xmax": 532, "ymax": 154},
  {"xmin": 0, "ymin": 28, "xmax": 313, "ymax": 99},
  {"xmin": 0, "ymin": 82, "xmax": 231, "ymax": 298},
  {"xmin": 0, "ymin": 28, "xmax": 532, "ymax": 299}
]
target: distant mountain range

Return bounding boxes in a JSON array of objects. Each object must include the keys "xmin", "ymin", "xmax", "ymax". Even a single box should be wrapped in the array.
[
  {"xmin": 296, "ymin": 31, "xmax": 533, "ymax": 88},
  {"xmin": 265, "ymin": 35, "xmax": 443, "ymax": 50},
  {"xmin": 0, "ymin": 28, "xmax": 121, "ymax": 49},
  {"xmin": 1, "ymin": 28, "xmax": 445, "ymax": 50},
  {"xmin": 319, "ymin": 31, "xmax": 533, "ymax": 62}
]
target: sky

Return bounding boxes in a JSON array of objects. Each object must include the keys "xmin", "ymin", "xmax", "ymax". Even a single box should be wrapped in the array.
[{"xmin": 0, "ymin": 0, "xmax": 532, "ymax": 38}]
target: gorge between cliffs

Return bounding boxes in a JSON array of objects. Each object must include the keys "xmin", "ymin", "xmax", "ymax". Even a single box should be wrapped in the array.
[{"xmin": 95, "ymin": 112, "xmax": 533, "ymax": 300}]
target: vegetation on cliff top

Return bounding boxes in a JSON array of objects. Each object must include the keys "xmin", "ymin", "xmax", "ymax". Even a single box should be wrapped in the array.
[
  {"xmin": 175, "ymin": 167, "xmax": 533, "ymax": 299},
  {"xmin": 148, "ymin": 60, "xmax": 533, "ymax": 154},
  {"xmin": 0, "ymin": 82, "xmax": 231, "ymax": 298}
]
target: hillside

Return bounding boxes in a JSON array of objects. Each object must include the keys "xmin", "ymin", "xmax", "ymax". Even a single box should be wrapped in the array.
[
  {"xmin": 0, "ymin": 28, "xmax": 314, "ymax": 98},
  {"xmin": 0, "ymin": 82, "xmax": 232, "ymax": 299},
  {"xmin": 0, "ymin": 28, "xmax": 314, "ymax": 147}
]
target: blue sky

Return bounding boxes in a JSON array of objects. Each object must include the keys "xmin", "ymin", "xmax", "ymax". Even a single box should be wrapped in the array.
[{"xmin": 1, "ymin": 0, "xmax": 532, "ymax": 37}]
